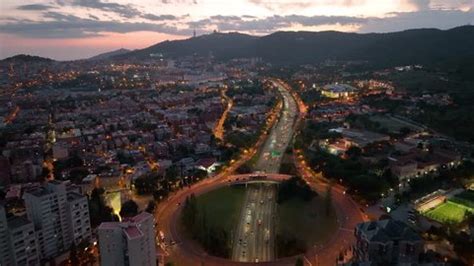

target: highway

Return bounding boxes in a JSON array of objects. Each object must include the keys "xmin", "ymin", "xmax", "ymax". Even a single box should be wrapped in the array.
[
  {"xmin": 254, "ymin": 81, "xmax": 298, "ymax": 173},
  {"xmin": 231, "ymin": 184, "xmax": 277, "ymax": 262},
  {"xmin": 232, "ymin": 79, "xmax": 298, "ymax": 262}
]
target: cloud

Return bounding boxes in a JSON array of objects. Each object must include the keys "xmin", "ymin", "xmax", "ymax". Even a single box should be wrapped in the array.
[
  {"xmin": 142, "ymin": 14, "xmax": 178, "ymax": 21},
  {"xmin": 0, "ymin": 12, "xmax": 189, "ymax": 38},
  {"xmin": 406, "ymin": 0, "xmax": 431, "ymax": 10},
  {"xmin": 161, "ymin": 0, "xmax": 198, "ymax": 4},
  {"xmin": 56, "ymin": 0, "xmax": 142, "ymax": 18},
  {"xmin": 248, "ymin": 0, "xmax": 366, "ymax": 10},
  {"xmin": 190, "ymin": 14, "xmax": 367, "ymax": 33},
  {"xmin": 1, "ymin": 7, "xmax": 473, "ymax": 39},
  {"xmin": 360, "ymin": 9, "xmax": 474, "ymax": 32},
  {"xmin": 16, "ymin": 4, "xmax": 53, "ymax": 11},
  {"xmin": 49, "ymin": 0, "xmax": 179, "ymax": 21}
]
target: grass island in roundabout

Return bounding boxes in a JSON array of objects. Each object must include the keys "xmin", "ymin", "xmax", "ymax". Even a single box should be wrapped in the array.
[{"xmin": 178, "ymin": 176, "xmax": 338, "ymax": 262}]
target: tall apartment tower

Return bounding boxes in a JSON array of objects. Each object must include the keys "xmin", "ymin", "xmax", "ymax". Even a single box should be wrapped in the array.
[
  {"xmin": 23, "ymin": 180, "xmax": 91, "ymax": 259},
  {"xmin": 98, "ymin": 212, "xmax": 157, "ymax": 266},
  {"xmin": 0, "ymin": 204, "xmax": 40, "ymax": 266}
]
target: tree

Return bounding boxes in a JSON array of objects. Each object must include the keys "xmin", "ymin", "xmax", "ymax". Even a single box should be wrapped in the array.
[
  {"xmin": 277, "ymin": 176, "xmax": 316, "ymax": 204},
  {"xmin": 295, "ymin": 257, "xmax": 304, "ymax": 266},
  {"xmin": 69, "ymin": 243, "xmax": 79, "ymax": 265},
  {"xmin": 193, "ymin": 169, "xmax": 208, "ymax": 179},
  {"xmin": 181, "ymin": 194, "xmax": 198, "ymax": 235},
  {"xmin": 88, "ymin": 188, "xmax": 119, "ymax": 227},
  {"xmin": 134, "ymin": 174, "xmax": 158, "ymax": 195},
  {"xmin": 40, "ymin": 167, "xmax": 50, "ymax": 180},
  {"xmin": 145, "ymin": 200, "xmax": 156, "ymax": 213},
  {"xmin": 345, "ymin": 146, "xmax": 362, "ymax": 159},
  {"xmin": 165, "ymin": 165, "xmax": 179, "ymax": 181},
  {"xmin": 399, "ymin": 126, "xmax": 412, "ymax": 136},
  {"xmin": 120, "ymin": 200, "xmax": 139, "ymax": 218},
  {"xmin": 325, "ymin": 185, "xmax": 333, "ymax": 216}
]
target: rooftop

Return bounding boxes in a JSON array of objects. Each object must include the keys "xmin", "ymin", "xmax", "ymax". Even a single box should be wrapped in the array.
[
  {"xmin": 357, "ymin": 219, "xmax": 422, "ymax": 243},
  {"xmin": 67, "ymin": 191, "xmax": 85, "ymax": 201},
  {"xmin": 24, "ymin": 186, "xmax": 52, "ymax": 197},
  {"xmin": 124, "ymin": 225, "xmax": 143, "ymax": 240},
  {"xmin": 323, "ymin": 84, "xmax": 357, "ymax": 93},
  {"xmin": 8, "ymin": 215, "xmax": 32, "ymax": 230},
  {"xmin": 98, "ymin": 212, "xmax": 153, "ymax": 240}
]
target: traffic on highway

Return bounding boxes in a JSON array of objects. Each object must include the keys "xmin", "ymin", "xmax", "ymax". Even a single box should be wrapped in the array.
[
  {"xmin": 232, "ymin": 79, "xmax": 299, "ymax": 262},
  {"xmin": 231, "ymin": 184, "xmax": 276, "ymax": 262}
]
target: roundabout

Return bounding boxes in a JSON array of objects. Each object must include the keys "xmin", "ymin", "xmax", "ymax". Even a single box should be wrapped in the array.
[
  {"xmin": 155, "ymin": 79, "xmax": 367, "ymax": 265},
  {"xmin": 156, "ymin": 173, "xmax": 365, "ymax": 266}
]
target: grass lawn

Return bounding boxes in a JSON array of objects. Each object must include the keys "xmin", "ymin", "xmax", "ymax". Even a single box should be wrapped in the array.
[
  {"xmin": 424, "ymin": 201, "xmax": 473, "ymax": 224},
  {"xmin": 370, "ymin": 114, "xmax": 420, "ymax": 133},
  {"xmin": 277, "ymin": 196, "xmax": 338, "ymax": 249},
  {"xmin": 450, "ymin": 190, "xmax": 474, "ymax": 209},
  {"xmin": 195, "ymin": 184, "xmax": 246, "ymax": 235}
]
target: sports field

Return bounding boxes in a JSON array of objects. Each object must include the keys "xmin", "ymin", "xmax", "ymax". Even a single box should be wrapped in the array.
[{"xmin": 424, "ymin": 201, "xmax": 473, "ymax": 224}]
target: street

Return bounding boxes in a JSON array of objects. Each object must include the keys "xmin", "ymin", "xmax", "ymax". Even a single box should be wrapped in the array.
[
  {"xmin": 254, "ymin": 80, "xmax": 298, "ymax": 173},
  {"xmin": 231, "ymin": 183, "xmax": 276, "ymax": 262}
]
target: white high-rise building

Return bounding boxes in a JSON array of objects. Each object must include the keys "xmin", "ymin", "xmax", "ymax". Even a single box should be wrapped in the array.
[
  {"xmin": 23, "ymin": 180, "xmax": 91, "ymax": 259},
  {"xmin": 0, "ymin": 204, "xmax": 40, "ymax": 266},
  {"xmin": 98, "ymin": 212, "xmax": 157, "ymax": 266}
]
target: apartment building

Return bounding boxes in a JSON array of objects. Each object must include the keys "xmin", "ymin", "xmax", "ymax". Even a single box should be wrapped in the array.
[
  {"xmin": 98, "ymin": 212, "xmax": 156, "ymax": 266},
  {"xmin": 0, "ymin": 204, "xmax": 40, "ymax": 266},
  {"xmin": 23, "ymin": 181, "xmax": 91, "ymax": 259}
]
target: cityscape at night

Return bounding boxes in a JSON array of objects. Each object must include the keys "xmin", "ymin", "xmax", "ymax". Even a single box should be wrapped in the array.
[{"xmin": 1, "ymin": 0, "xmax": 474, "ymax": 265}]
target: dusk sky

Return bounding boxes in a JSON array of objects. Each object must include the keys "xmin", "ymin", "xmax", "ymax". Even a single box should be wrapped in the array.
[{"xmin": 0, "ymin": 0, "xmax": 473, "ymax": 60}]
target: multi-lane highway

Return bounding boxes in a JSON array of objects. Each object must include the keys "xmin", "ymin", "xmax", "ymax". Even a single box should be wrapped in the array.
[
  {"xmin": 231, "ymin": 79, "xmax": 298, "ymax": 262},
  {"xmin": 255, "ymin": 81, "xmax": 298, "ymax": 173},
  {"xmin": 232, "ymin": 184, "xmax": 276, "ymax": 262}
]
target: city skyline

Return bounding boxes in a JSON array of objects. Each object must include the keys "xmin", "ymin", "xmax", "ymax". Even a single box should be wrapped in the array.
[
  {"xmin": 0, "ymin": 0, "xmax": 473, "ymax": 60},
  {"xmin": 1, "ymin": 1, "xmax": 474, "ymax": 265}
]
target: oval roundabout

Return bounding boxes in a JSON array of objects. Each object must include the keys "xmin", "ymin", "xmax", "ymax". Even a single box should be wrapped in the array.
[{"xmin": 156, "ymin": 173, "xmax": 366, "ymax": 266}]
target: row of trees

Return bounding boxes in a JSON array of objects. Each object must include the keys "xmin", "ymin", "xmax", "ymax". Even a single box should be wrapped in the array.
[
  {"xmin": 133, "ymin": 167, "xmax": 208, "ymax": 201},
  {"xmin": 277, "ymin": 176, "xmax": 317, "ymax": 204},
  {"xmin": 181, "ymin": 194, "xmax": 231, "ymax": 257},
  {"xmin": 88, "ymin": 188, "xmax": 119, "ymax": 227}
]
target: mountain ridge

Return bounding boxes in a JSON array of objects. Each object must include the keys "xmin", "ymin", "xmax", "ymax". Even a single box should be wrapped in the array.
[
  {"xmin": 2, "ymin": 26, "xmax": 473, "ymax": 66},
  {"xmin": 116, "ymin": 25, "xmax": 474, "ymax": 66},
  {"xmin": 87, "ymin": 48, "xmax": 131, "ymax": 61}
]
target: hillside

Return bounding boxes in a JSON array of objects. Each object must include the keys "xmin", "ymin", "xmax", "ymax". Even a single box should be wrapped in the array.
[
  {"xmin": 0, "ymin": 54, "xmax": 55, "ymax": 63},
  {"xmin": 117, "ymin": 26, "xmax": 474, "ymax": 66},
  {"xmin": 119, "ymin": 32, "xmax": 258, "ymax": 60},
  {"xmin": 88, "ymin": 48, "xmax": 131, "ymax": 61}
]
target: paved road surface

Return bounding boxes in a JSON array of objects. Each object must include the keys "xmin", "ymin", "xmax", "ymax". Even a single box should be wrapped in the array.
[
  {"xmin": 254, "ymin": 82, "xmax": 298, "ymax": 173},
  {"xmin": 231, "ymin": 184, "xmax": 276, "ymax": 262},
  {"xmin": 232, "ymin": 79, "xmax": 298, "ymax": 262}
]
